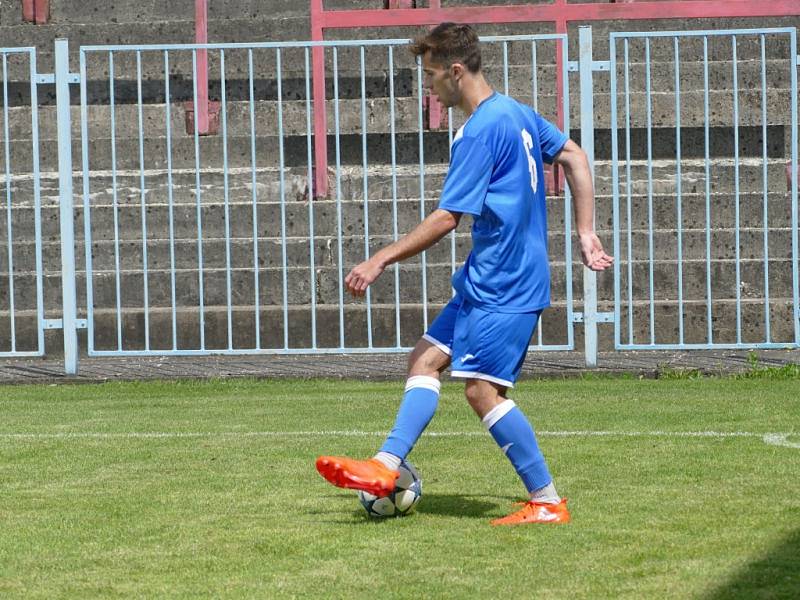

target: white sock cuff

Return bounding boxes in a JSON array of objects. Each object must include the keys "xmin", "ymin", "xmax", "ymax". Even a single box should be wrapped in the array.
[
  {"xmin": 405, "ymin": 375, "xmax": 441, "ymax": 394},
  {"xmin": 481, "ymin": 399, "xmax": 517, "ymax": 430}
]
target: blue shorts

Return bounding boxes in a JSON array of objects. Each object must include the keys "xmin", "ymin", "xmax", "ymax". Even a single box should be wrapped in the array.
[{"xmin": 423, "ymin": 294, "xmax": 542, "ymax": 388}]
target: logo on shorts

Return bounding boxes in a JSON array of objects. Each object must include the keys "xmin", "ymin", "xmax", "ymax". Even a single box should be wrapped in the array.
[{"xmin": 460, "ymin": 353, "xmax": 476, "ymax": 363}]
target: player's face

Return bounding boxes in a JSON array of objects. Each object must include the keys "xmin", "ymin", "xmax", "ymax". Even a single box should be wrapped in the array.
[{"xmin": 422, "ymin": 51, "xmax": 460, "ymax": 108}]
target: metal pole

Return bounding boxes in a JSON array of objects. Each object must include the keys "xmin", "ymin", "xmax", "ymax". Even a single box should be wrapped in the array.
[
  {"xmin": 579, "ymin": 26, "xmax": 598, "ymax": 367},
  {"xmin": 55, "ymin": 39, "xmax": 78, "ymax": 374},
  {"xmin": 196, "ymin": 0, "xmax": 209, "ymax": 133}
]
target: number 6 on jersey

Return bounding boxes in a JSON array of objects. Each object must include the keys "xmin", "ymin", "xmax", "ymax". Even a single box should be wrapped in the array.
[{"xmin": 521, "ymin": 128, "xmax": 538, "ymax": 193}]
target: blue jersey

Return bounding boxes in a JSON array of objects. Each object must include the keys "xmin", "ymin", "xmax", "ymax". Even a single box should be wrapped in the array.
[{"xmin": 438, "ymin": 92, "xmax": 568, "ymax": 313}]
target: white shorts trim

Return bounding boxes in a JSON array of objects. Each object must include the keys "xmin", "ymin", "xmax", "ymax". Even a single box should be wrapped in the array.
[
  {"xmin": 450, "ymin": 370, "xmax": 514, "ymax": 389},
  {"xmin": 422, "ymin": 333, "xmax": 452, "ymax": 356}
]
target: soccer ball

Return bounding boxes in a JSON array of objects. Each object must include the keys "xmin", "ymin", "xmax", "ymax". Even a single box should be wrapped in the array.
[{"xmin": 358, "ymin": 460, "xmax": 422, "ymax": 518}]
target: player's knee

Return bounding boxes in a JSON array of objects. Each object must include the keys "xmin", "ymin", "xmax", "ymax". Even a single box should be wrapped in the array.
[{"xmin": 407, "ymin": 341, "xmax": 448, "ymax": 377}]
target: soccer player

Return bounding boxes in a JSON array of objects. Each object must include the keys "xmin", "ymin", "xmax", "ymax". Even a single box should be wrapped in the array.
[{"xmin": 316, "ymin": 22, "xmax": 613, "ymax": 525}]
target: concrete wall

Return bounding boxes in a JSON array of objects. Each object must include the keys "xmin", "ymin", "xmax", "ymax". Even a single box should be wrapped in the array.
[{"xmin": 1, "ymin": 1, "xmax": 798, "ymax": 354}]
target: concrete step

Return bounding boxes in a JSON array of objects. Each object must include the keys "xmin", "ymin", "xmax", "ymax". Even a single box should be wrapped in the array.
[
  {"xmin": 1, "ymin": 223, "xmax": 794, "ymax": 277},
  {"xmin": 1, "ymin": 297, "xmax": 796, "ymax": 355},
  {"xmin": 2, "ymin": 182, "xmax": 792, "ymax": 247},
  {"xmin": 48, "ymin": 0, "xmax": 312, "ymax": 24},
  {"xmin": 2, "ymin": 82, "xmax": 792, "ymax": 143},
  {"xmin": 1, "ymin": 255, "xmax": 794, "ymax": 314},
  {"xmin": 569, "ymin": 18, "xmax": 800, "ymax": 59},
  {"xmin": 4, "ymin": 159, "xmax": 791, "ymax": 210}
]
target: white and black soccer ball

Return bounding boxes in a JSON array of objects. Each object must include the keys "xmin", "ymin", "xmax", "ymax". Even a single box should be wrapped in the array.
[{"xmin": 358, "ymin": 460, "xmax": 422, "ymax": 518}]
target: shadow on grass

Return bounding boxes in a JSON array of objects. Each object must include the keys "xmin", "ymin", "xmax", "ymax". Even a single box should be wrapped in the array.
[
  {"xmin": 704, "ymin": 528, "xmax": 800, "ymax": 599},
  {"xmin": 313, "ymin": 491, "xmax": 514, "ymax": 522},
  {"xmin": 415, "ymin": 492, "xmax": 512, "ymax": 518}
]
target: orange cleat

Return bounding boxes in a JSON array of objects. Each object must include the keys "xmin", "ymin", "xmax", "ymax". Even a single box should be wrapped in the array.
[
  {"xmin": 490, "ymin": 498, "xmax": 570, "ymax": 526},
  {"xmin": 315, "ymin": 456, "xmax": 399, "ymax": 497}
]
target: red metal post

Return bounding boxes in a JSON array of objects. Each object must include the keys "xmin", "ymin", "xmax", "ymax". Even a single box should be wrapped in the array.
[
  {"xmin": 22, "ymin": 0, "xmax": 35, "ymax": 22},
  {"xmin": 196, "ymin": 0, "xmax": 210, "ymax": 134},
  {"xmin": 34, "ymin": 0, "xmax": 49, "ymax": 24},
  {"xmin": 318, "ymin": 2, "xmax": 800, "ymax": 28},
  {"xmin": 311, "ymin": 0, "xmax": 330, "ymax": 198},
  {"xmin": 185, "ymin": 0, "xmax": 219, "ymax": 135}
]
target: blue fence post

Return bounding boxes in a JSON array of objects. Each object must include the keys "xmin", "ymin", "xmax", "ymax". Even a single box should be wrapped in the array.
[
  {"xmin": 55, "ymin": 39, "xmax": 78, "ymax": 374},
  {"xmin": 579, "ymin": 26, "xmax": 598, "ymax": 367}
]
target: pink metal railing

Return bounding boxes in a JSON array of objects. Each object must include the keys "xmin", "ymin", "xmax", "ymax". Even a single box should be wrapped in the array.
[{"xmin": 310, "ymin": 0, "xmax": 800, "ymax": 198}]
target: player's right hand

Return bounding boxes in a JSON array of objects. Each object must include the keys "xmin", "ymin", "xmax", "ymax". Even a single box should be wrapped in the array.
[
  {"xmin": 579, "ymin": 232, "xmax": 614, "ymax": 272},
  {"xmin": 345, "ymin": 258, "xmax": 385, "ymax": 297}
]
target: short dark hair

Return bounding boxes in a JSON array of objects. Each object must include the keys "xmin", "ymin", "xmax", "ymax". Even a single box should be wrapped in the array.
[{"xmin": 409, "ymin": 22, "xmax": 481, "ymax": 73}]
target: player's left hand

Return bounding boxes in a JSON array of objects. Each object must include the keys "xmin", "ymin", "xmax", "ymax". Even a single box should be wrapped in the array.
[
  {"xmin": 579, "ymin": 232, "xmax": 614, "ymax": 271},
  {"xmin": 345, "ymin": 258, "xmax": 385, "ymax": 297}
]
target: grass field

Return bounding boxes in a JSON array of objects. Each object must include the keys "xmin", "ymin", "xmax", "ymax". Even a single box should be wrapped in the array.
[{"xmin": 0, "ymin": 375, "xmax": 798, "ymax": 599}]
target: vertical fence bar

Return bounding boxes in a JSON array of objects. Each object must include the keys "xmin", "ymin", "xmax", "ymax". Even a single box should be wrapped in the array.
[
  {"xmin": 791, "ymin": 31, "xmax": 799, "ymax": 346},
  {"xmin": 276, "ymin": 47, "xmax": 289, "ymax": 350},
  {"xmin": 304, "ymin": 47, "xmax": 317, "ymax": 349},
  {"xmin": 645, "ymin": 38, "xmax": 654, "ymax": 345},
  {"xmin": 760, "ymin": 35, "xmax": 770, "ymax": 343},
  {"xmin": 674, "ymin": 37, "xmax": 684, "ymax": 346},
  {"xmin": 136, "ymin": 51, "xmax": 150, "ymax": 350},
  {"xmin": 333, "ymin": 47, "xmax": 345, "ymax": 348},
  {"xmin": 448, "ymin": 108, "xmax": 455, "ymax": 283},
  {"xmin": 389, "ymin": 46, "xmax": 401, "ymax": 348},
  {"xmin": 610, "ymin": 37, "xmax": 621, "ymax": 350},
  {"xmin": 732, "ymin": 36, "xmax": 742, "ymax": 344},
  {"xmin": 250, "ymin": 49, "xmax": 262, "ymax": 350},
  {"xmin": 532, "ymin": 40, "xmax": 542, "ymax": 346},
  {"xmin": 2, "ymin": 55, "xmax": 15, "ymax": 352},
  {"xmin": 624, "ymin": 39, "xmax": 633, "ymax": 344},
  {"xmin": 109, "ymin": 51, "xmax": 123, "ymax": 351},
  {"xmin": 220, "ymin": 49, "xmax": 233, "ymax": 350},
  {"xmin": 79, "ymin": 51, "xmax": 94, "ymax": 354},
  {"xmin": 579, "ymin": 27, "xmax": 597, "ymax": 366},
  {"xmin": 164, "ymin": 51, "xmax": 177, "ymax": 351},
  {"xmin": 502, "ymin": 41, "xmax": 509, "ymax": 95},
  {"xmin": 703, "ymin": 36, "xmax": 713, "ymax": 344},
  {"xmin": 417, "ymin": 56, "xmax": 428, "ymax": 331},
  {"xmin": 29, "ymin": 51, "xmax": 44, "ymax": 354},
  {"xmin": 191, "ymin": 50, "xmax": 206, "ymax": 350},
  {"xmin": 360, "ymin": 46, "xmax": 373, "ymax": 348},
  {"xmin": 531, "ymin": 41, "xmax": 538, "ymax": 112},
  {"xmin": 55, "ymin": 39, "xmax": 78, "ymax": 373},
  {"xmin": 562, "ymin": 36, "xmax": 573, "ymax": 350}
]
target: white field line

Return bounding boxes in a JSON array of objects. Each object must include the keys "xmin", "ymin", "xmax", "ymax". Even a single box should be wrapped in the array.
[{"xmin": 0, "ymin": 430, "xmax": 797, "ymax": 447}]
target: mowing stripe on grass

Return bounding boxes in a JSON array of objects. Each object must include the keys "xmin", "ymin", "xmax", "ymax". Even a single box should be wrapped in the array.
[{"xmin": 0, "ymin": 430, "xmax": 797, "ymax": 448}]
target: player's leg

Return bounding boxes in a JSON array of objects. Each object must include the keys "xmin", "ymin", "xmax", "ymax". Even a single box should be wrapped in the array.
[
  {"xmin": 373, "ymin": 338, "xmax": 450, "ymax": 470},
  {"xmin": 315, "ymin": 297, "xmax": 457, "ymax": 496},
  {"xmin": 449, "ymin": 303, "xmax": 569, "ymax": 525}
]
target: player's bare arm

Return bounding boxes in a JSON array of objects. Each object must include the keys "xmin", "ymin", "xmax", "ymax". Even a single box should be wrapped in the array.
[
  {"xmin": 345, "ymin": 209, "xmax": 461, "ymax": 297},
  {"xmin": 554, "ymin": 139, "xmax": 614, "ymax": 272}
]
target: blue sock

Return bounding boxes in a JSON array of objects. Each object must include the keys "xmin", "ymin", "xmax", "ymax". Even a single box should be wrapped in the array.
[
  {"xmin": 483, "ymin": 399, "xmax": 552, "ymax": 493},
  {"xmin": 378, "ymin": 376, "xmax": 441, "ymax": 460}
]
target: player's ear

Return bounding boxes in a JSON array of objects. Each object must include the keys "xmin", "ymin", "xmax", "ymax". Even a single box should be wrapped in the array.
[{"xmin": 450, "ymin": 62, "xmax": 464, "ymax": 81}]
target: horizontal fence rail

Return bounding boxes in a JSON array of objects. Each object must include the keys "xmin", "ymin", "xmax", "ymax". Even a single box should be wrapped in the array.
[
  {"xmin": 610, "ymin": 28, "xmax": 799, "ymax": 349},
  {"xmin": 76, "ymin": 34, "xmax": 574, "ymax": 357}
]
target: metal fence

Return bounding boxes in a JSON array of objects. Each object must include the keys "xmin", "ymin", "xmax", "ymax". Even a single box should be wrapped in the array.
[
  {"xmin": 0, "ymin": 26, "xmax": 798, "ymax": 374},
  {"xmin": 0, "ymin": 47, "xmax": 44, "ymax": 357},
  {"xmin": 609, "ymin": 28, "xmax": 799, "ymax": 349},
  {"xmin": 75, "ymin": 34, "xmax": 574, "ymax": 361}
]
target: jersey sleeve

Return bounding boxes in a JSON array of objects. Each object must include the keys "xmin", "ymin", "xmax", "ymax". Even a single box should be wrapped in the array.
[
  {"xmin": 534, "ymin": 112, "xmax": 569, "ymax": 164},
  {"xmin": 437, "ymin": 136, "xmax": 494, "ymax": 216}
]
